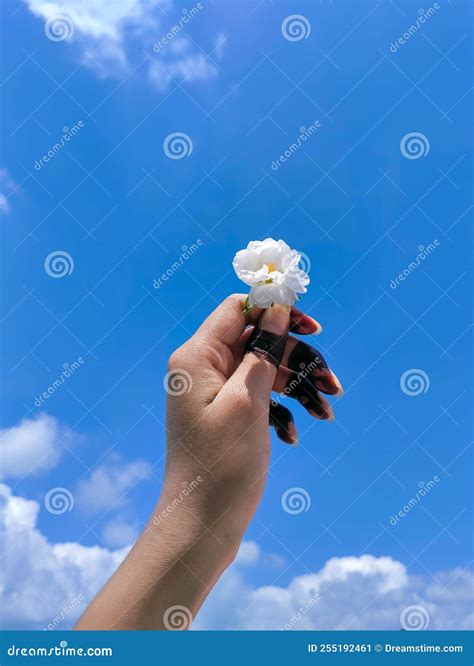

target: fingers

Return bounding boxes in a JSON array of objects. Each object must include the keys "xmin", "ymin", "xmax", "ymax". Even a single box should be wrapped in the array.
[
  {"xmin": 273, "ymin": 366, "xmax": 334, "ymax": 420},
  {"xmin": 194, "ymin": 294, "xmax": 263, "ymax": 347},
  {"xmin": 281, "ymin": 337, "xmax": 343, "ymax": 396},
  {"xmin": 245, "ymin": 305, "xmax": 290, "ymax": 369},
  {"xmin": 220, "ymin": 305, "xmax": 290, "ymax": 405},
  {"xmin": 194, "ymin": 294, "xmax": 321, "ymax": 350},
  {"xmin": 289, "ymin": 306, "xmax": 322, "ymax": 335},
  {"xmin": 269, "ymin": 400, "xmax": 297, "ymax": 445}
]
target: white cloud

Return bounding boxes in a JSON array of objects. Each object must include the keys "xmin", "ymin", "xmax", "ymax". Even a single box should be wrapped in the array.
[
  {"xmin": 0, "ymin": 413, "xmax": 78, "ymax": 480},
  {"xmin": 0, "ymin": 483, "xmax": 127, "ymax": 629},
  {"xmin": 0, "ymin": 168, "xmax": 18, "ymax": 215},
  {"xmin": 148, "ymin": 49, "xmax": 217, "ymax": 92},
  {"xmin": 102, "ymin": 515, "xmax": 140, "ymax": 548},
  {"xmin": 2, "ymin": 483, "xmax": 472, "ymax": 631},
  {"xmin": 75, "ymin": 453, "xmax": 151, "ymax": 516},
  {"xmin": 26, "ymin": 0, "xmax": 220, "ymax": 91},
  {"xmin": 195, "ymin": 554, "xmax": 474, "ymax": 631}
]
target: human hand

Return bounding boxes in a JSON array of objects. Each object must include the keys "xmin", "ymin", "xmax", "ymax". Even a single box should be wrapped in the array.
[
  {"xmin": 75, "ymin": 294, "xmax": 342, "ymax": 630},
  {"xmin": 160, "ymin": 293, "xmax": 343, "ymax": 552}
]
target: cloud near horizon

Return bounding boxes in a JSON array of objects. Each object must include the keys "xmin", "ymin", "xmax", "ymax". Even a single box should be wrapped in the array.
[{"xmin": 1, "ymin": 483, "xmax": 472, "ymax": 631}]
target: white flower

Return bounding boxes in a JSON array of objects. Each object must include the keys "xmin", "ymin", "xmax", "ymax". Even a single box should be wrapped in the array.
[{"xmin": 232, "ymin": 238, "xmax": 310, "ymax": 308}]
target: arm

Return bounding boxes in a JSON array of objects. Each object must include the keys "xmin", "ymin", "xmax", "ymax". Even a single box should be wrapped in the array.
[{"xmin": 75, "ymin": 294, "xmax": 341, "ymax": 630}]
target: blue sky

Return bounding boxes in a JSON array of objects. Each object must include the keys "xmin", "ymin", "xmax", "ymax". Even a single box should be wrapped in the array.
[{"xmin": 1, "ymin": 0, "xmax": 472, "ymax": 630}]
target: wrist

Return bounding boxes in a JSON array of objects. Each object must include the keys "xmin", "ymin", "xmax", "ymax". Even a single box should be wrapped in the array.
[{"xmin": 149, "ymin": 489, "xmax": 242, "ymax": 572}]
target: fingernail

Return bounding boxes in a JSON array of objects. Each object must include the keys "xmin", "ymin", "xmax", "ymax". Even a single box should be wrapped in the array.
[
  {"xmin": 331, "ymin": 371, "xmax": 344, "ymax": 396},
  {"xmin": 260, "ymin": 304, "xmax": 290, "ymax": 335},
  {"xmin": 276, "ymin": 421, "xmax": 298, "ymax": 445},
  {"xmin": 287, "ymin": 421, "xmax": 298, "ymax": 445},
  {"xmin": 310, "ymin": 317, "xmax": 323, "ymax": 335},
  {"xmin": 312, "ymin": 369, "xmax": 344, "ymax": 396}
]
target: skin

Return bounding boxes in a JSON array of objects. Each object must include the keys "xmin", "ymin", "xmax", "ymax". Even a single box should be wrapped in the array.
[{"xmin": 75, "ymin": 294, "xmax": 342, "ymax": 630}]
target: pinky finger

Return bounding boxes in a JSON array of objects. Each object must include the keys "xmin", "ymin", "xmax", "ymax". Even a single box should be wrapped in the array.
[{"xmin": 269, "ymin": 399, "xmax": 298, "ymax": 446}]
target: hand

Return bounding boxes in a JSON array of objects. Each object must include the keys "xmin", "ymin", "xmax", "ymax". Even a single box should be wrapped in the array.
[
  {"xmin": 75, "ymin": 294, "xmax": 342, "ymax": 630},
  {"xmin": 161, "ymin": 293, "xmax": 342, "ymax": 543}
]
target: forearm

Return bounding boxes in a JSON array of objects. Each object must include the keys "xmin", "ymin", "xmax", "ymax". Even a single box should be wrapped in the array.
[{"xmin": 75, "ymin": 490, "xmax": 242, "ymax": 630}]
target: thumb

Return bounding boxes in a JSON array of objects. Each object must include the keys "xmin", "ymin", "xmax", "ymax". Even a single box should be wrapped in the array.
[{"xmin": 225, "ymin": 304, "xmax": 290, "ymax": 404}]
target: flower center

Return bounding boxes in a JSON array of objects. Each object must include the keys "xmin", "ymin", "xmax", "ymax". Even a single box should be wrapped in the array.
[{"xmin": 265, "ymin": 262, "xmax": 278, "ymax": 273}]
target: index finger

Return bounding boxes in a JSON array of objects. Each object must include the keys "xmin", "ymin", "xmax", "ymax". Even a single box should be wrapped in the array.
[{"xmin": 194, "ymin": 294, "xmax": 321, "ymax": 347}]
